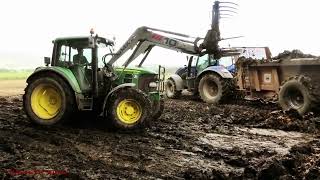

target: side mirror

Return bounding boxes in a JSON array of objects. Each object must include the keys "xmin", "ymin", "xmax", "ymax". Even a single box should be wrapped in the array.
[{"xmin": 44, "ymin": 57, "xmax": 51, "ymax": 66}]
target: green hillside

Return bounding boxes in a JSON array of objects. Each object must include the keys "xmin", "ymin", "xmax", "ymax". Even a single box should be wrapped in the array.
[{"xmin": 0, "ymin": 69, "xmax": 33, "ymax": 80}]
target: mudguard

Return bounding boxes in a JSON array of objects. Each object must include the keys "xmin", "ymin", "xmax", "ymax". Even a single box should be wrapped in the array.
[
  {"xmin": 26, "ymin": 67, "xmax": 82, "ymax": 93},
  {"xmin": 167, "ymin": 74, "xmax": 184, "ymax": 90},
  {"xmin": 102, "ymin": 83, "xmax": 136, "ymax": 116},
  {"xmin": 175, "ymin": 67, "xmax": 187, "ymax": 77},
  {"xmin": 197, "ymin": 66, "xmax": 233, "ymax": 79}
]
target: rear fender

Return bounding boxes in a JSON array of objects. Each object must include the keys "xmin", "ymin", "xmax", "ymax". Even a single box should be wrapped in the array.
[
  {"xmin": 167, "ymin": 74, "xmax": 184, "ymax": 90},
  {"xmin": 102, "ymin": 83, "xmax": 136, "ymax": 116},
  {"xmin": 26, "ymin": 67, "xmax": 81, "ymax": 93},
  {"xmin": 197, "ymin": 66, "xmax": 233, "ymax": 79}
]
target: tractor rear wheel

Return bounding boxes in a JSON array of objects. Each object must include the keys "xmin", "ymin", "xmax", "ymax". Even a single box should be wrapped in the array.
[
  {"xmin": 107, "ymin": 88, "xmax": 151, "ymax": 130},
  {"xmin": 23, "ymin": 73, "xmax": 75, "ymax": 125},
  {"xmin": 165, "ymin": 78, "xmax": 181, "ymax": 99},
  {"xmin": 278, "ymin": 76, "xmax": 313, "ymax": 115},
  {"xmin": 198, "ymin": 73, "xmax": 228, "ymax": 104}
]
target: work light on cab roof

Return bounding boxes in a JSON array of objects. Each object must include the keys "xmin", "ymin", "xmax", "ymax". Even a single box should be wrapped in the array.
[{"xmin": 90, "ymin": 28, "xmax": 95, "ymax": 36}]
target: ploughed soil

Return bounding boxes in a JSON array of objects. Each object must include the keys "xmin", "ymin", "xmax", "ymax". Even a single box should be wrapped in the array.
[
  {"xmin": 0, "ymin": 80, "xmax": 26, "ymax": 96},
  {"xmin": 0, "ymin": 95, "xmax": 320, "ymax": 179}
]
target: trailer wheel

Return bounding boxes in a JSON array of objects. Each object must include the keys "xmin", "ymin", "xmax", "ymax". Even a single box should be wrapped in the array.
[
  {"xmin": 107, "ymin": 88, "xmax": 151, "ymax": 130},
  {"xmin": 198, "ymin": 73, "xmax": 228, "ymax": 104},
  {"xmin": 278, "ymin": 76, "xmax": 313, "ymax": 115},
  {"xmin": 23, "ymin": 73, "xmax": 75, "ymax": 125},
  {"xmin": 165, "ymin": 79, "xmax": 181, "ymax": 99}
]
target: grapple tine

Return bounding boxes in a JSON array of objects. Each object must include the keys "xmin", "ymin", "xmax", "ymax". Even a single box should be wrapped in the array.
[
  {"xmin": 220, "ymin": 36, "xmax": 244, "ymax": 41},
  {"xmin": 220, "ymin": 9, "xmax": 237, "ymax": 14},
  {"xmin": 219, "ymin": 2, "xmax": 239, "ymax": 6},
  {"xmin": 219, "ymin": 13, "xmax": 234, "ymax": 17},
  {"xmin": 202, "ymin": 0, "xmax": 240, "ymax": 56},
  {"xmin": 219, "ymin": 6, "xmax": 238, "ymax": 10}
]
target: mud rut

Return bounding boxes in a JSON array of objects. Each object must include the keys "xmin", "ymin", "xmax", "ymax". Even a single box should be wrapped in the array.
[{"xmin": 0, "ymin": 95, "xmax": 319, "ymax": 179}]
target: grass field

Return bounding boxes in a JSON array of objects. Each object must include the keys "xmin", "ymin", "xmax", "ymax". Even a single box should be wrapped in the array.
[
  {"xmin": 0, "ymin": 70, "xmax": 32, "ymax": 80},
  {"xmin": 0, "ymin": 70, "xmax": 31, "ymax": 96}
]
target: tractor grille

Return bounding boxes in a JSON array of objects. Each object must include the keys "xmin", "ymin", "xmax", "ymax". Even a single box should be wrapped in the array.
[
  {"xmin": 124, "ymin": 74, "xmax": 133, "ymax": 83},
  {"xmin": 138, "ymin": 74, "xmax": 158, "ymax": 92}
]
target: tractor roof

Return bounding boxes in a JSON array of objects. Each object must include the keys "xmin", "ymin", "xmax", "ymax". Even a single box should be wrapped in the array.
[
  {"xmin": 54, "ymin": 36, "xmax": 91, "ymax": 42},
  {"xmin": 53, "ymin": 36, "xmax": 114, "ymax": 47}
]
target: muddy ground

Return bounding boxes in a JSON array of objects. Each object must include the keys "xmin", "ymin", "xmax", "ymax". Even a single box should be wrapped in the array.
[{"xmin": 0, "ymin": 95, "xmax": 319, "ymax": 179}]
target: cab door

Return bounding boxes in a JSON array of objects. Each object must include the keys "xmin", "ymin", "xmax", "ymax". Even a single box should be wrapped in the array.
[
  {"xmin": 57, "ymin": 44, "xmax": 93, "ymax": 93},
  {"xmin": 185, "ymin": 56, "xmax": 198, "ymax": 90}
]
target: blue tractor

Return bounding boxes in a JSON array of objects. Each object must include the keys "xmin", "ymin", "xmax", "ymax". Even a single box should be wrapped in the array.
[{"xmin": 165, "ymin": 54, "xmax": 234, "ymax": 104}]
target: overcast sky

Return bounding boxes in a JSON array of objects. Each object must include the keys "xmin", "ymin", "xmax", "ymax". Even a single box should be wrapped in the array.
[{"xmin": 0, "ymin": 0, "xmax": 319, "ymax": 69}]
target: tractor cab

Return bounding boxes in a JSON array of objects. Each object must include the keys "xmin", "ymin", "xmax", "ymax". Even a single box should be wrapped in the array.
[{"xmin": 48, "ymin": 36, "xmax": 114, "ymax": 95}]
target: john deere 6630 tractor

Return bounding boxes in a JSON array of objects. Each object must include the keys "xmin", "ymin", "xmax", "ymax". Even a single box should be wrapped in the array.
[{"xmin": 23, "ymin": 31, "xmax": 166, "ymax": 130}]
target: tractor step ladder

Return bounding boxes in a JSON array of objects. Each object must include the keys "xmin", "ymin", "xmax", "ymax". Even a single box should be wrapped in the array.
[
  {"xmin": 243, "ymin": 65, "xmax": 252, "ymax": 97},
  {"xmin": 78, "ymin": 97, "xmax": 93, "ymax": 111}
]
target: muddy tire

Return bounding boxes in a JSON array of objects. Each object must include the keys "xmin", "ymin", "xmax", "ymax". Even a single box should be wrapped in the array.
[
  {"xmin": 23, "ymin": 73, "xmax": 76, "ymax": 125},
  {"xmin": 106, "ymin": 88, "xmax": 151, "ymax": 130},
  {"xmin": 278, "ymin": 76, "xmax": 313, "ymax": 115},
  {"xmin": 198, "ymin": 73, "xmax": 229, "ymax": 104},
  {"xmin": 165, "ymin": 78, "xmax": 181, "ymax": 99},
  {"xmin": 152, "ymin": 98, "xmax": 165, "ymax": 120}
]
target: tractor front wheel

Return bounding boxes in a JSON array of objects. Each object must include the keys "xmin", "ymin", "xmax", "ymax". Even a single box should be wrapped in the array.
[
  {"xmin": 23, "ymin": 73, "xmax": 75, "ymax": 125},
  {"xmin": 165, "ymin": 78, "xmax": 181, "ymax": 99},
  {"xmin": 106, "ymin": 88, "xmax": 151, "ymax": 130}
]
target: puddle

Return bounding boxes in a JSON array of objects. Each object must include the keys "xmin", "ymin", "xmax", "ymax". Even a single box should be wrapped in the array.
[{"xmin": 199, "ymin": 127, "xmax": 314, "ymax": 155}]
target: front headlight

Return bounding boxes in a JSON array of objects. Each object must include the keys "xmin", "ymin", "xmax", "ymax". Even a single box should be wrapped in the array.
[
  {"xmin": 133, "ymin": 74, "xmax": 139, "ymax": 79},
  {"xmin": 149, "ymin": 82, "xmax": 157, "ymax": 88}
]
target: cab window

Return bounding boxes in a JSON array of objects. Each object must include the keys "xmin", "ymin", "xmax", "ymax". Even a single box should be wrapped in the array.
[
  {"xmin": 56, "ymin": 45, "xmax": 92, "ymax": 67},
  {"xmin": 197, "ymin": 54, "xmax": 210, "ymax": 72},
  {"xmin": 70, "ymin": 48, "xmax": 92, "ymax": 65}
]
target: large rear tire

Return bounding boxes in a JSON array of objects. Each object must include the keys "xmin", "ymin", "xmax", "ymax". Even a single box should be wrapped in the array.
[
  {"xmin": 198, "ymin": 73, "xmax": 229, "ymax": 104},
  {"xmin": 23, "ymin": 73, "xmax": 76, "ymax": 125},
  {"xmin": 278, "ymin": 76, "xmax": 313, "ymax": 115},
  {"xmin": 106, "ymin": 88, "xmax": 151, "ymax": 130},
  {"xmin": 165, "ymin": 78, "xmax": 181, "ymax": 99}
]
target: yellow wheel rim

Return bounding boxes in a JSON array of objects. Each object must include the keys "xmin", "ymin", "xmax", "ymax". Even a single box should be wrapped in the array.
[
  {"xmin": 31, "ymin": 84, "xmax": 62, "ymax": 120},
  {"xmin": 116, "ymin": 99, "xmax": 142, "ymax": 124}
]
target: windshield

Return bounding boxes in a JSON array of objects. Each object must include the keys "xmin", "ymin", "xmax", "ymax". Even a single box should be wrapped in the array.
[{"xmin": 98, "ymin": 43, "xmax": 113, "ymax": 68}]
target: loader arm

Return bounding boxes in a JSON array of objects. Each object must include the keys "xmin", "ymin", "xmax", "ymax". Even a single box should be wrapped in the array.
[
  {"xmin": 107, "ymin": 1, "xmax": 240, "ymax": 67},
  {"xmin": 108, "ymin": 26, "xmax": 202, "ymax": 67}
]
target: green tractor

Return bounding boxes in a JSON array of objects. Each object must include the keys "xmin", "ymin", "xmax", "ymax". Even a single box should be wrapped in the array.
[{"xmin": 23, "ymin": 31, "xmax": 164, "ymax": 130}]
